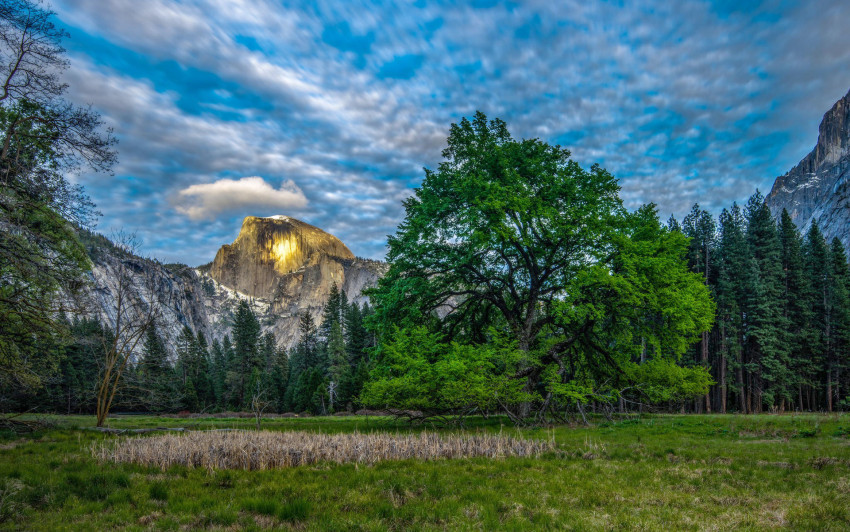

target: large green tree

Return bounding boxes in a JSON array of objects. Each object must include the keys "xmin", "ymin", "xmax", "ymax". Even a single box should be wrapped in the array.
[{"xmin": 367, "ymin": 112, "xmax": 714, "ymax": 421}]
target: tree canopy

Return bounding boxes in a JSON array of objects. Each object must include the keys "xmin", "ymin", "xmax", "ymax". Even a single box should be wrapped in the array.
[
  {"xmin": 365, "ymin": 112, "xmax": 715, "ymax": 422},
  {"xmin": 0, "ymin": 1, "xmax": 115, "ymax": 397}
]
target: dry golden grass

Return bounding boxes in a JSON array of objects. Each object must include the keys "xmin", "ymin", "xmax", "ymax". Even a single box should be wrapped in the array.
[{"xmin": 93, "ymin": 430, "xmax": 555, "ymax": 470}]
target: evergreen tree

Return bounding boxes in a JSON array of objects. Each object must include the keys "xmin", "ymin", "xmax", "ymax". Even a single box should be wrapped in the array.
[
  {"xmin": 59, "ymin": 317, "xmax": 103, "ymax": 413},
  {"xmin": 745, "ymin": 192, "xmax": 789, "ymax": 411},
  {"xmin": 209, "ymin": 338, "xmax": 227, "ymax": 408},
  {"xmin": 345, "ymin": 302, "xmax": 368, "ymax": 365},
  {"xmin": 269, "ymin": 347, "xmax": 289, "ymax": 413},
  {"xmin": 804, "ymin": 221, "xmax": 830, "ymax": 410},
  {"xmin": 666, "ymin": 214, "xmax": 681, "ymax": 233},
  {"xmin": 319, "ymin": 283, "xmax": 348, "ymax": 340},
  {"xmin": 297, "ymin": 312, "xmax": 319, "ymax": 370},
  {"xmin": 682, "ymin": 203, "xmax": 717, "ymax": 411},
  {"xmin": 230, "ymin": 300, "xmax": 261, "ymax": 408},
  {"xmin": 778, "ymin": 209, "xmax": 810, "ymax": 410},
  {"xmin": 326, "ymin": 319, "xmax": 350, "ymax": 410},
  {"xmin": 827, "ymin": 238, "xmax": 850, "ymax": 411},
  {"xmin": 221, "ymin": 335, "xmax": 236, "ymax": 408},
  {"xmin": 174, "ymin": 326, "xmax": 195, "ymax": 388},
  {"xmin": 192, "ymin": 331, "xmax": 213, "ymax": 410},
  {"xmin": 716, "ymin": 206, "xmax": 747, "ymax": 412},
  {"xmin": 138, "ymin": 325, "xmax": 175, "ymax": 412}
]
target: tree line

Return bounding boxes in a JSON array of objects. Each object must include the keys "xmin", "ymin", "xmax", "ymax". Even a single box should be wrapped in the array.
[
  {"xmin": 1, "ymin": 2, "xmax": 847, "ymax": 425},
  {"xmin": 1, "ymin": 289, "xmax": 376, "ymax": 416},
  {"xmin": 672, "ymin": 194, "xmax": 850, "ymax": 413}
]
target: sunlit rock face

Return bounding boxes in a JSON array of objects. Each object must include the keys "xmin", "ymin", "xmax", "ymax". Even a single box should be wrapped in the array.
[
  {"xmin": 208, "ymin": 215, "xmax": 386, "ymax": 347},
  {"xmin": 767, "ymin": 88, "xmax": 850, "ymax": 248},
  {"xmin": 71, "ymin": 216, "xmax": 386, "ymax": 353},
  {"xmin": 210, "ymin": 215, "xmax": 355, "ymax": 299}
]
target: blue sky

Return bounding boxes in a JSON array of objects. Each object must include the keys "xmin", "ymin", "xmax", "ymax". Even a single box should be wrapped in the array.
[{"xmin": 53, "ymin": 0, "xmax": 850, "ymax": 264}]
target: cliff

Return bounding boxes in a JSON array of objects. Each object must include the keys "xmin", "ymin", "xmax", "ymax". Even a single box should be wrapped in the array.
[
  {"xmin": 75, "ymin": 216, "xmax": 386, "ymax": 353},
  {"xmin": 209, "ymin": 215, "xmax": 386, "ymax": 347},
  {"xmin": 767, "ymin": 88, "xmax": 850, "ymax": 247}
]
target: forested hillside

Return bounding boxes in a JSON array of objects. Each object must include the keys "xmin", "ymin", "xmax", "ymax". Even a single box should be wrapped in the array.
[{"xmin": 5, "ymin": 286, "xmax": 376, "ymax": 416}]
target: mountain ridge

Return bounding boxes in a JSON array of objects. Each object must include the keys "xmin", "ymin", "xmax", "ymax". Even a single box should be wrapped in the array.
[
  {"xmin": 766, "ymin": 88, "xmax": 850, "ymax": 246},
  {"xmin": 77, "ymin": 216, "xmax": 386, "ymax": 352}
]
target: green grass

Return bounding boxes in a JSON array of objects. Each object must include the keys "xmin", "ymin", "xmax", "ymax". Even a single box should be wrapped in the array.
[{"xmin": 0, "ymin": 413, "xmax": 848, "ymax": 530}]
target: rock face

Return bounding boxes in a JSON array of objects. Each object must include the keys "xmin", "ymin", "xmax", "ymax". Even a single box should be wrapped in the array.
[
  {"xmin": 208, "ymin": 215, "xmax": 387, "ymax": 347},
  {"xmin": 210, "ymin": 216, "xmax": 355, "ymax": 298},
  {"xmin": 78, "ymin": 216, "xmax": 386, "ymax": 353},
  {"xmin": 767, "ymin": 88, "xmax": 850, "ymax": 247},
  {"xmin": 74, "ymin": 236, "xmax": 216, "ymax": 354}
]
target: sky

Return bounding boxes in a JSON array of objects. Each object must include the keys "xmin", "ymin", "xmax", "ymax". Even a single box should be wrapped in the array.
[{"xmin": 51, "ymin": 0, "xmax": 850, "ymax": 265}]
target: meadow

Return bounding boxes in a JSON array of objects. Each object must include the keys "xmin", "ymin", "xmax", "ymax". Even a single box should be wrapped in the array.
[{"xmin": 0, "ymin": 413, "xmax": 848, "ymax": 530}]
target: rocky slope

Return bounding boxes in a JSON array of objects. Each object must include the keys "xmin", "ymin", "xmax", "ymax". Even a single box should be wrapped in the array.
[
  {"xmin": 767, "ymin": 88, "xmax": 850, "ymax": 247},
  {"xmin": 209, "ymin": 215, "xmax": 386, "ymax": 345},
  {"xmin": 74, "ymin": 232, "xmax": 216, "ymax": 352},
  {"xmin": 76, "ymin": 216, "xmax": 386, "ymax": 353}
]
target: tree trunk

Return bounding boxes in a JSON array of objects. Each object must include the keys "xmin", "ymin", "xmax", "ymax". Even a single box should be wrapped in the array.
[
  {"xmin": 737, "ymin": 364, "xmax": 746, "ymax": 413},
  {"xmin": 702, "ymin": 331, "xmax": 711, "ymax": 413},
  {"xmin": 720, "ymin": 352, "xmax": 727, "ymax": 414},
  {"xmin": 827, "ymin": 368, "xmax": 833, "ymax": 413}
]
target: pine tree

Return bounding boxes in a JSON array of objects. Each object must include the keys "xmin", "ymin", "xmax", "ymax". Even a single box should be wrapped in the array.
[
  {"xmin": 319, "ymin": 283, "xmax": 348, "ymax": 340},
  {"xmin": 778, "ymin": 209, "xmax": 810, "ymax": 411},
  {"xmin": 60, "ymin": 317, "xmax": 104, "ymax": 413},
  {"xmin": 804, "ymin": 221, "xmax": 830, "ymax": 410},
  {"xmin": 345, "ymin": 303, "xmax": 367, "ymax": 365},
  {"xmin": 716, "ymin": 206, "xmax": 748, "ymax": 412},
  {"xmin": 297, "ymin": 312, "xmax": 319, "ymax": 370},
  {"xmin": 139, "ymin": 325, "xmax": 175, "ymax": 412},
  {"xmin": 745, "ymin": 192, "xmax": 789, "ymax": 412},
  {"xmin": 682, "ymin": 203, "xmax": 717, "ymax": 411},
  {"xmin": 209, "ymin": 338, "xmax": 227, "ymax": 408},
  {"xmin": 827, "ymin": 238, "xmax": 850, "ymax": 411},
  {"xmin": 174, "ymin": 326, "xmax": 195, "ymax": 387},
  {"xmin": 193, "ymin": 331, "xmax": 213, "ymax": 410},
  {"xmin": 221, "ymin": 335, "xmax": 236, "ymax": 408},
  {"xmin": 326, "ymin": 320, "xmax": 350, "ymax": 410},
  {"xmin": 269, "ymin": 347, "xmax": 289, "ymax": 413},
  {"xmin": 666, "ymin": 214, "xmax": 681, "ymax": 233},
  {"xmin": 230, "ymin": 300, "xmax": 261, "ymax": 408}
]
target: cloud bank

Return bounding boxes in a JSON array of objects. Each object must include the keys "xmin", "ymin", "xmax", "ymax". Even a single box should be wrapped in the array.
[
  {"xmin": 48, "ymin": 0, "xmax": 850, "ymax": 264},
  {"xmin": 175, "ymin": 177, "xmax": 307, "ymax": 220}
]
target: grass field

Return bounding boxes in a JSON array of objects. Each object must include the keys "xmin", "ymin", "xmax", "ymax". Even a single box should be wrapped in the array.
[{"xmin": 0, "ymin": 413, "xmax": 848, "ymax": 530}]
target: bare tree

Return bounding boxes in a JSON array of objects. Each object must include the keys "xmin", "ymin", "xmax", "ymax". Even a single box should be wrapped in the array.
[
  {"xmin": 327, "ymin": 380, "xmax": 338, "ymax": 413},
  {"xmin": 92, "ymin": 233, "xmax": 160, "ymax": 427},
  {"xmin": 250, "ymin": 380, "xmax": 271, "ymax": 430},
  {"xmin": 0, "ymin": 0, "xmax": 69, "ymax": 104}
]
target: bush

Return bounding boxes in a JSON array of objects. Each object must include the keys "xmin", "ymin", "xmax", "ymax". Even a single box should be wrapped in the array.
[{"xmin": 796, "ymin": 427, "xmax": 819, "ymax": 438}]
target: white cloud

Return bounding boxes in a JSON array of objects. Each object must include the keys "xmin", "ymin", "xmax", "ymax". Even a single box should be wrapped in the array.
[{"xmin": 175, "ymin": 177, "xmax": 308, "ymax": 220}]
